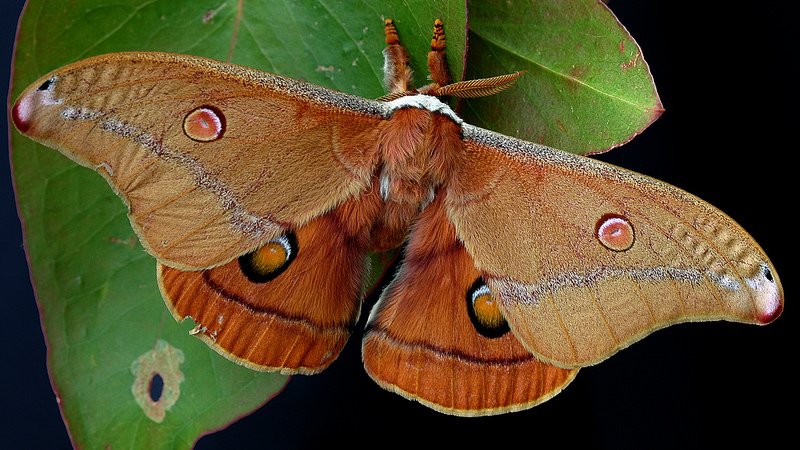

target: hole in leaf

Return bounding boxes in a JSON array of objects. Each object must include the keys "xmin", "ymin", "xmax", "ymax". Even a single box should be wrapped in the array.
[
  {"xmin": 131, "ymin": 339, "xmax": 185, "ymax": 422},
  {"xmin": 149, "ymin": 373, "xmax": 164, "ymax": 402}
]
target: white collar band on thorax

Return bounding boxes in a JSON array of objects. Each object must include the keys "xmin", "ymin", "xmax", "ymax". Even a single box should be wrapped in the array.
[{"xmin": 384, "ymin": 94, "xmax": 463, "ymax": 124}]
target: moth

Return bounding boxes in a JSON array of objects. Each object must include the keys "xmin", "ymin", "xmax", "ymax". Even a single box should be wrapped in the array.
[{"xmin": 11, "ymin": 19, "xmax": 783, "ymax": 416}]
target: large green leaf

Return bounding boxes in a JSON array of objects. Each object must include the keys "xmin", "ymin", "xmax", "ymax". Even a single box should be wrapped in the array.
[
  {"xmin": 10, "ymin": 1, "xmax": 467, "ymax": 448},
  {"xmin": 9, "ymin": 0, "xmax": 660, "ymax": 448},
  {"xmin": 464, "ymin": 0, "xmax": 663, "ymax": 153}
]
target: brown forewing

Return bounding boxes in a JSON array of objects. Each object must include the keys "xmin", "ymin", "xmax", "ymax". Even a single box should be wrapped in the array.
[
  {"xmin": 445, "ymin": 126, "xmax": 783, "ymax": 368},
  {"xmin": 13, "ymin": 52, "xmax": 386, "ymax": 270}
]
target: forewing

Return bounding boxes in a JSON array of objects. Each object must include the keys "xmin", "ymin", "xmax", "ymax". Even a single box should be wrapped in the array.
[
  {"xmin": 445, "ymin": 125, "xmax": 783, "ymax": 368},
  {"xmin": 12, "ymin": 52, "xmax": 387, "ymax": 269}
]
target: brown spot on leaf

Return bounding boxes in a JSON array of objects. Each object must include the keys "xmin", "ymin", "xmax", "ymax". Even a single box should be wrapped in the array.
[
  {"xmin": 647, "ymin": 105, "xmax": 666, "ymax": 121},
  {"xmin": 569, "ymin": 65, "xmax": 587, "ymax": 80},
  {"xmin": 109, "ymin": 236, "xmax": 137, "ymax": 248},
  {"xmin": 621, "ymin": 51, "xmax": 641, "ymax": 70},
  {"xmin": 131, "ymin": 340, "xmax": 185, "ymax": 423},
  {"xmin": 566, "ymin": 65, "xmax": 588, "ymax": 93}
]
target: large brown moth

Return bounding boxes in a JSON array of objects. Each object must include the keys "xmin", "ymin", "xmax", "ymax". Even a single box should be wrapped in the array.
[{"xmin": 11, "ymin": 18, "xmax": 783, "ymax": 417}]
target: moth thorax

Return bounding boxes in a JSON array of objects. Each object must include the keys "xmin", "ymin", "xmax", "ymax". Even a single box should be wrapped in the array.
[{"xmin": 378, "ymin": 106, "xmax": 461, "ymax": 208}]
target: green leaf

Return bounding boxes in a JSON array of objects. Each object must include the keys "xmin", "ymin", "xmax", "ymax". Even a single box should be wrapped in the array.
[
  {"xmin": 464, "ymin": 0, "xmax": 663, "ymax": 154},
  {"xmin": 10, "ymin": 1, "xmax": 466, "ymax": 448},
  {"xmin": 10, "ymin": 0, "xmax": 662, "ymax": 447}
]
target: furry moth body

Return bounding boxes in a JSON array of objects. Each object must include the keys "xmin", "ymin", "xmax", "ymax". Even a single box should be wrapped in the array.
[{"xmin": 11, "ymin": 20, "xmax": 782, "ymax": 416}]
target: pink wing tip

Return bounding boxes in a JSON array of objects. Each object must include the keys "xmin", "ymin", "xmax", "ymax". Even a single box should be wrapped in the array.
[
  {"xmin": 11, "ymin": 94, "xmax": 32, "ymax": 133},
  {"xmin": 757, "ymin": 297, "xmax": 783, "ymax": 325}
]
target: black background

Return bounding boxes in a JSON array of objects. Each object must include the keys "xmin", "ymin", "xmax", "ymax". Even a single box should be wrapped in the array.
[{"xmin": 1, "ymin": 1, "xmax": 794, "ymax": 449}]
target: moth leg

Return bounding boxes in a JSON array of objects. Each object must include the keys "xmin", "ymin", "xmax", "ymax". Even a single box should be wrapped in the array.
[
  {"xmin": 427, "ymin": 19, "xmax": 451, "ymax": 88},
  {"xmin": 383, "ymin": 19, "xmax": 414, "ymax": 94}
]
